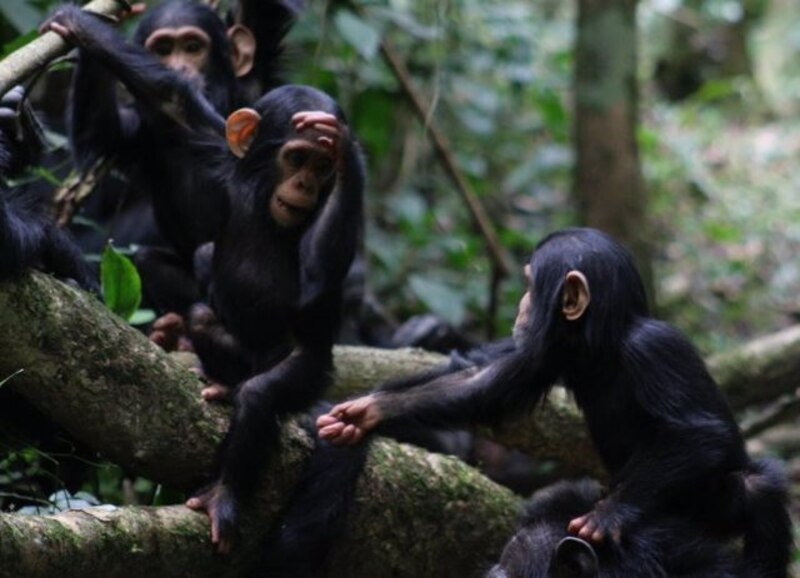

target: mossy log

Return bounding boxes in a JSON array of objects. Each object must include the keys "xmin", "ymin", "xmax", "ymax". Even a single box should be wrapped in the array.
[{"xmin": 0, "ymin": 272, "xmax": 798, "ymax": 575}]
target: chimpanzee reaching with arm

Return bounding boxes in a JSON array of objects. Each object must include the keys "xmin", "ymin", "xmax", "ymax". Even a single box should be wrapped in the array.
[
  {"xmin": 319, "ymin": 228, "xmax": 792, "ymax": 577},
  {"xmin": 55, "ymin": 1, "xmax": 295, "ymax": 312},
  {"xmin": 46, "ymin": 9, "xmax": 365, "ymax": 553},
  {"xmin": 0, "ymin": 86, "xmax": 95, "ymax": 290}
]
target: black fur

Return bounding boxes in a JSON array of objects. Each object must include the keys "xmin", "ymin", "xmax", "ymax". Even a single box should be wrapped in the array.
[
  {"xmin": 0, "ymin": 90, "xmax": 94, "ymax": 290},
  {"xmin": 365, "ymin": 228, "xmax": 792, "ymax": 577}
]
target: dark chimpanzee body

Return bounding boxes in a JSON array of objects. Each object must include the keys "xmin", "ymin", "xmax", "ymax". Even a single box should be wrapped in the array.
[
  {"xmin": 182, "ymin": 87, "xmax": 364, "ymax": 552},
  {"xmin": 487, "ymin": 479, "xmax": 741, "ymax": 578},
  {"xmin": 47, "ymin": 4, "xmax": 365, "ymax": 552},
  {"xmin": 56, "ymin": 1, "xmax": 294, "ymax": 312},
  {"xmin": 0, "ymin": 86, "xmax": 94, "ymax": 290},
  {"xmin": 319, "ymin": 228, "xmax": 793, "ymax": 577}
]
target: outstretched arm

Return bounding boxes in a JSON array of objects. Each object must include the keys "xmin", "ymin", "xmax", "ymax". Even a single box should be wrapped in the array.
[
  {"xmin": 318, "ymin": 349, "xmax": 554, "ymax": 445},
  {"xmin": 43, "ymin": 5, "xmax": 224, "ymax": 138}
]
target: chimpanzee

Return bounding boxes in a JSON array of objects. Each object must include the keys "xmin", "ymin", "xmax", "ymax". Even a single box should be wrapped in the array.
[
  {"xmin": 52, "ymin": 1, "xmax": 295, "ymax": 312},
  {"xmin": 179, "ymin": 87, "xmax": 364, "ymax": 553},
  {"xmin": 0, "ymin": 86, "xmax": 94, "ymax": 290},
  {"xmin": 46, "ymin": 4, "xmax": 365, "ymax": 552},
  {"xmin": 318, "ymin": 228, "xmax": 793, "ymax": 577},
  {"xmin": 487, "ymin": 479, "xmax": 740, "ymax": 578}
]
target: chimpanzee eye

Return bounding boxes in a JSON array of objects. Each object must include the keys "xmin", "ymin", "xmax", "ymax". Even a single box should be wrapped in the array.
[
  {"xmin": 151, "ymin": 39, "xmax": 174, "ymax": 57},
  {"xmin": 316, "ymin": 158, "xmax": 334, "ymax": 178},
  {"xmin": 184, "ymin": 39, "xmax": 204, "ymax": 54},
  {"xmin": 285, "ymin": 149, "xmax": 308, "ymax": 168}
]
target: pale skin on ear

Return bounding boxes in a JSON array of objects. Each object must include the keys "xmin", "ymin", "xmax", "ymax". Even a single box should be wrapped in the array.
[
  {"xmin": 226, "ymin": 24, "xmax": 255, "ymax": 78},
  {"xmin": 317, "ymin": 268, "xmax": 592, "ymax": 445}
]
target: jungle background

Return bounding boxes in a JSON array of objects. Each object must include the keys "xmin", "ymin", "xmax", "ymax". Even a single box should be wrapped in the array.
[{"xmin": 0, "ymin": 0, "xmax": 799, "ymax": 575}]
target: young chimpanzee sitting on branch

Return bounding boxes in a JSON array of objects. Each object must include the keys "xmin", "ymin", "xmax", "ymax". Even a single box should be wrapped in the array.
[
  {"xmin": 45, "ymin": 4, "xmax": 365, "ymax": 554},
  {"xmin": 0, "ymin": 86, "xmax": 95, "ymax": 290},
  {"xmin": 319, "ymin": 228, "xmax": 792, "ymax": 577}
]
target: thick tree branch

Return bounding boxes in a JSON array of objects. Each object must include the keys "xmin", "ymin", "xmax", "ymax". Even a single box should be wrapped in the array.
[{"xmin": 1, "ymin": 272, "xmax": 799, "ymax": 574}]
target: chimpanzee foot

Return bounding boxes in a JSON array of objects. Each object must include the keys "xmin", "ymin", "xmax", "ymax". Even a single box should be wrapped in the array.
[
  {"xmin": 149, "ymin": 312, "xmax": 190, "ymax": 352},
  {"xmin": 186, "ymin": 482, "xmax": 239, "ymax": 554}
]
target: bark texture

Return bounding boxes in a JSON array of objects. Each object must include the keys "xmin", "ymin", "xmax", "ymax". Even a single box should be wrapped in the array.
[
  {"xmin": 574, "ymin": 0, "xmax": 651, "ymax": 292},
  {"xmin": 0, "ymin": 0, "xmax": 129, "ymax": 95}
]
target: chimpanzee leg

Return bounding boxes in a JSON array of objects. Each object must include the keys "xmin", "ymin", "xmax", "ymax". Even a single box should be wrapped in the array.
[
  {"xmin": 261, "ymin": 410, "xmax": 371, "ymax": 578},
  {"xmin": 135, "ymin": 246, "xmax": 201, "ymax": 314},
  {"xmin": 189, "ymin": 347, "xmax": 333, "ymax": 552}
]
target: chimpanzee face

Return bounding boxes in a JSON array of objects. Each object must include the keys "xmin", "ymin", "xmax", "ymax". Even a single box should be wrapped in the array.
[
  {"xmin": 144, "ymin": 26, "xmax": 211, "ymax": 88},
  {"xmin": 270, "ymin": 138, "xmax": 336, "ymax": 228},
  {"xmin": 512, "ymin": 264, "xmax": 533, "ymax": 342}
]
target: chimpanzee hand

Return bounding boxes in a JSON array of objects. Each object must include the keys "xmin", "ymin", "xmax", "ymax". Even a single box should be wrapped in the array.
[
  {"xmin": 291, "ymin": 111, "xmax": 345, "ymax": 162},
  {"xmin": 0, "ymin": 86, "xmax": 24, "ymax": 126},
  {"xmin": 185, "ymin": 481, "xmax": 239, "ymax": 554},
  {"xmin": 317, "ymin": 394, "xmax": 382, "ymax": 445},
  {"xmin": 39, "ymin": 4, "xmax": 117, "ymax": 48},
  {"xmin": 567, "ymin": 499, "xmax": 633, "ymax": 544}
]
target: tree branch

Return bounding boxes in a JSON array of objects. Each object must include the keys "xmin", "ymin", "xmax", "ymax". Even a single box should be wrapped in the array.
[{"xmin": 0, "ymin": 0, "xmax": 130, "ymax": 96}]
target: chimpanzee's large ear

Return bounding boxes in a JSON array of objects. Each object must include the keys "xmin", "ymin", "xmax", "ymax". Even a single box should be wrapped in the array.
[
  {"xmin": 562, "ymin": 270, "xmax": 591, "ymax": 321},
  {"xmin": 227, "ymin": 24, "xmax": 256, "ymax": 78},
  {"xmin": 226, "ymin": 108, "xmax": 261, "ymax": 158}
]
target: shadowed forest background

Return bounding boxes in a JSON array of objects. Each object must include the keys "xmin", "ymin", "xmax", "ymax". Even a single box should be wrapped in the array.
[{"xmin": 0, "ymin": 0, "xmax": 799, "ymax": 575}]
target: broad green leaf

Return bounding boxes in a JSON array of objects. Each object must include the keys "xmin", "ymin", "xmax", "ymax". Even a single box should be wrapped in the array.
[
  {"xmin": 334, "ymin": 10, "xmax": 381, "ymax": 60},
  {"xmin": 0, "ymin": 1, "xmax": 42, "ymax": 34},
  {"xmin": 101, "ymin": 243, "xmax": 142, "ymax": 321}
]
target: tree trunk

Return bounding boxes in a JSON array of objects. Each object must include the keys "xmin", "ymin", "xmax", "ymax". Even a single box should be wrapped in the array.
[{"xmin": 573, "ymin": 0, "xmax": 651, "ymax": 294}]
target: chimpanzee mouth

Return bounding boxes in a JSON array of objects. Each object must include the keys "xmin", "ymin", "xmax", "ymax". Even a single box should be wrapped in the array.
[{"xmin": 276, "ymin": 195, "xmax": 313, "ymax": 214}]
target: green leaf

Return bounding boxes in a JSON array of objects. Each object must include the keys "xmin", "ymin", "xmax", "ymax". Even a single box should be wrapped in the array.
[
  {"xmin": 408, "ymin": 275, "xmax": 467, "ymax": 326},
  {"xmin": 0, "ymin": 1, "xmax": 42, "ymax": 34},
  {"xmin": 334, "ymin": 9, "xmax": 381, "ymax": 60},
  {"xmin": 101, "ymin": 243, "xmax": 143, "ymax": 321},
  {"xmin": 129, "ymin": 309, "xmax": 157, "ymax": 326}
]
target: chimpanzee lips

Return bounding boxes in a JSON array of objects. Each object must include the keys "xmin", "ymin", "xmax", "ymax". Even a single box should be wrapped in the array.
[{"xmin": 276, "ymin": 195, "xmax": 313, "ymax": 214}]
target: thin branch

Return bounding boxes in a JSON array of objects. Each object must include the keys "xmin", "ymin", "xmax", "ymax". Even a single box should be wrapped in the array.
[
  {"xmin": 0, "ymin": 0, "xmax": 131, "ymax": 96},
  {"xmin": 377, "ymin": 37, "xmax": 514, "ymax": 279}
]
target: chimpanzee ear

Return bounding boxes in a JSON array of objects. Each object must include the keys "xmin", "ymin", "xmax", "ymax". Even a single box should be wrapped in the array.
[
  {"xmin": 562, "ymin": 270, "xmax": 591, "ymax": 321},
  {"xmin": 227, "ymin": 24, "xmax": 256, "ymax": 78},
  {"xmin": 226, "ymin": 108, "xmax": 261, "ymax": 158}
]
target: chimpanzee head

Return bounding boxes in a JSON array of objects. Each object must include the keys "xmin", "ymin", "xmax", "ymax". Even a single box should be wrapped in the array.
[
  {"xmin": 513, "ymin": 228, "xmax": 649, "ymax": 355},
  {"xmin": 134, "ymin": 0, "xmax": 254, "ymax": 114},
  {"xmin": 223, "ymin": 85, "xmax": 345, "ymax": 230}
]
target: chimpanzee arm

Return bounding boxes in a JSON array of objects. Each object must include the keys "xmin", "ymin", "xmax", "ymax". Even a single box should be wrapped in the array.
[
  {"xmin": 189, "ymin": 344, "xmax": 334, "ymax": 552},
  {"xmin": 68, "ymin": 50, "xmax": 137, "ymax": 172},
  {"xmin": 318, "ymin": 349, "xmax": 554, "ymax": 445},
  {"xmin": 299, "ymin": 135, "xmax": 365, "ymax": 310},
  {"xmin": 44, "ymin": 6, "xmax": 224, "ymax": 138}
]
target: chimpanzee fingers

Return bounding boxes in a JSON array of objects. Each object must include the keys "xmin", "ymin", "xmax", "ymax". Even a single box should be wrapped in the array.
[
  {"xmin": 316, "ymin": 413, "xmax": 340, "ymax": 428},
  {"xmin": 0, "ymin": 86, "xmax": 25, "ymax": 109},
  {"xmin": 291, "ymin": 111, "xmax": 341, "ymax": 136},
  {"xmin": 201, "ymin": 384, "xmax": 232, "ymax": 402},
  {"xmin": 318, "ymin": 421, "xmax": 345, "ymax": 441},
  {"xmin": 41, "ymin": 21, "xmax": 71, "ymax": 39}
]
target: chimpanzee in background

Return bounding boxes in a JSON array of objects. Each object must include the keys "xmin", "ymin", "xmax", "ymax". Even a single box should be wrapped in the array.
[
  {"xmin": 56, "ymin": 0, "xmax": 296, "ymax": 312},
  {"xmin": 46, "ymin": 6, "xmax": 364, "ymax": 552},
  {"xmin": 0, "ymin": 85, "xmax": 94, "ymax": 290},
  {"xmin": 318, "ymin": 228, "xmax": 793, "ymax": 577},
  {"xmin": 486, "ymin": 479, "xmax": 741, "ymax": 578}
]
